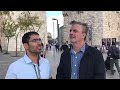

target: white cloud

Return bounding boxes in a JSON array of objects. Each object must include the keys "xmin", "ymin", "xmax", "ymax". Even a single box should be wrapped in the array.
[{"xmin": 47, "ymin": 15, "xmax": 63, "ymax": 39}]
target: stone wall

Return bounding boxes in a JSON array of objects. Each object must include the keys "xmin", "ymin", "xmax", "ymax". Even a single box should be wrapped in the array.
[
  {"xmin": 63, "ymin": 11, "xmax": 103, "ymax": 46},
  {"xmin": 103, "ymin": 11, "xmax": 120, "ymax": 42},
  {"xmin": 63, "ymin": 11, "xmax": 120, "ymax": 47}
]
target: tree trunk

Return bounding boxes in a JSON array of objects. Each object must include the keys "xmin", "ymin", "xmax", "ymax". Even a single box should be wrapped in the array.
[
  {"xmin": 15, "ymin": 33, "xmax": 19, "ymax": 57},
  {"xmin": 15, "ymin": 37, "xmax": 18, "ymax": 56},
  {"xmin": 6, "ymin": 38, "xmax": 9, "ymax": 54}
]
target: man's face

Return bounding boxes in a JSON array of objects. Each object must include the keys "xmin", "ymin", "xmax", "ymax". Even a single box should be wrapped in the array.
[
  {"xmin": 69, "ymin": 24, "xmax": 85, "ymax": 43},
  {"xmin": 25, "ymin": 34, "xmax": 42, "ymax": 54}
]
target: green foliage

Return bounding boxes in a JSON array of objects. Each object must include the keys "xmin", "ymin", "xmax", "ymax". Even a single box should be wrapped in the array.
[
  {"xmin": 3, "ymin": 22, "xmax": 17, "ymax": 38},
  {"xmin": 17, "ymin": 11, "xmax": 44, "ymax": 32},
  {"xmin": 0, "ymin": 11, "xmax": 19, "ymax": 54},
  {"xmin": 1, "ymin": 14, "xmax": 18, "ymax": 38},
  {"xmin": 0, "ymin": 11, "xmax": 44, "ymax": 55}
]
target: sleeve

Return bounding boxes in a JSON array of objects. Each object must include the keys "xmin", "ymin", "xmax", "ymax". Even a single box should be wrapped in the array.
[
  {"xmin": 47, "ymin": 59, "xmax": 52, "ymax": 79},
  {"xmin": 94, "ymin": 51, "xmax": 106, "ymax": 79},
  {"xmin": 40, "ymin": 58, "xmax": 52, "ymax": 79},
  {"xmin": 49, "ymin": 61, "xmax": 52, "ymax": 79},
  {"xmin": 5, "ymin": 64, "xmax": 17, "ymax": 79}
]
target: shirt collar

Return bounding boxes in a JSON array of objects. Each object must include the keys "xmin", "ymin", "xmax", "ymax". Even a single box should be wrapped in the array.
[
  {"xmin": 23, "ymin": 54, "xmax": 32, "ymax": 64},
  {"xmin": 23, "ymin": 54, "xmax": 41, "ymax": 64},
  {"xmin": 71, "ymin": 43, "xmax": 86, "ymax": 54}
]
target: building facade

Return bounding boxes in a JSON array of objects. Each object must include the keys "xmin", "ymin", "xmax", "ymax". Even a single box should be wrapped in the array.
[{"xmin": 59, "ymin": 26, "xmax": 64, "ymax": 45}]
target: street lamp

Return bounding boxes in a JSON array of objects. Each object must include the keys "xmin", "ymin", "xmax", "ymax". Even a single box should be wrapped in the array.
[
  {"xmin": 52, "ymin": 18, "xmax": 59, "ymax": 44},
  {"xmin": 88, "ymin": 24, "xmax": 92, "ymax": 46}
]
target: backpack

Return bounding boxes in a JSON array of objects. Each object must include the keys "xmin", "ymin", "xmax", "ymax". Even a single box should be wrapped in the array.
[{"xmin": 111, "ymin": 47, "xmax": 120, "ymax": 59}]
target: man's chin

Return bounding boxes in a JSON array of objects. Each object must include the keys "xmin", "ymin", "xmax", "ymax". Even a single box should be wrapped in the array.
[{"xmin": 35, "ymin": 51, "xmax": 41, "ymax": 54}]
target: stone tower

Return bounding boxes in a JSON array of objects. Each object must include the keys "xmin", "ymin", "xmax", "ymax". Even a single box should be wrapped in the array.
[{"xmin": 62, "ymin": 11, "xmax": 120, "ymax": 47}]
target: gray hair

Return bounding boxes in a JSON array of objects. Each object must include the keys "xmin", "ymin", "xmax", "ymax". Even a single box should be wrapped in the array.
[{"xmin": 70, "ymin": 20, "xmax": 88, "ymax": 40}]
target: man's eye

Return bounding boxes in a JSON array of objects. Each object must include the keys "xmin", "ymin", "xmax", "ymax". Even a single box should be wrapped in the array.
[
  {"xmin": 32, "ymin": 39, "xmax": 37, "ymax": 42},
  {"xmin": 73, "ymin": 30, "xmax": 77, "ymax": 32},
  {"xmin": 70, "ymin": 29, "xmax": 77, "ymax": 32}
]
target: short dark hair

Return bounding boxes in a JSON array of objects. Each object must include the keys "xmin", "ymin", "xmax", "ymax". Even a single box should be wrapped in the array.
[
  {"xmin": 70, "ymin": 20, "xmax": 88, "ymax": 34},
  {"xmin": 22, "ymin": 31, "xmax": 39, "ymax": 44}
]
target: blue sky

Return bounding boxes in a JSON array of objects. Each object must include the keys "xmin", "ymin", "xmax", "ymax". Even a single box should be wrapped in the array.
[
  {"xmin": 47, "ymin": 11, "xmax": 62, "ymax": 16},
  {"xmin": 46, "ymin": 11, "xmax": 63, "ymax": 38}
]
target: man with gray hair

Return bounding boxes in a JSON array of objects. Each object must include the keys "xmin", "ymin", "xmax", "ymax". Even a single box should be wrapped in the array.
[{"xmin": 56, "ymin": 20, "xmax": 106, "ymax": 79}]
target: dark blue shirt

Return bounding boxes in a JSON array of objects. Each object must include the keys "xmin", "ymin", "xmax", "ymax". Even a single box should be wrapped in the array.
[{"xmin": 70, "ymin": 44, "xmax": 86, "ymax": 79}]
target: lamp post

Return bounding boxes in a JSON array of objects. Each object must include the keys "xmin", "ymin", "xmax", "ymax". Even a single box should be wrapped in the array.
[
  {"xmin": 88, "ymin": 24, "xmax": 92, "ymax": 46},
  {"xmin": 52, "ymin": 18, "xmax": 59, "ymax": 44}
]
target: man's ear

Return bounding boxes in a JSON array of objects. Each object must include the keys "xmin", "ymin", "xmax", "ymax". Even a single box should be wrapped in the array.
[
  {"xmin": 82, "ymin": 33, "xmax": 86, "ymax": 38},
  {"xmin": 23, "ymin": 43, "xmax": 29, "ymax": 50}
]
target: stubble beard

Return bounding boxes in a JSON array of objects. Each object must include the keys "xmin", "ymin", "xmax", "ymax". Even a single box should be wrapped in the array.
[{"xmin": 29, "ymin": 47, "xmax": 41, "ymax": 55}]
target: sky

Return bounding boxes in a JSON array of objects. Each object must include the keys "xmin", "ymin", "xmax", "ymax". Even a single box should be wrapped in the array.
[{"xmin": 46, "ymin": 11, "xmax": 63, "ymax": 38}]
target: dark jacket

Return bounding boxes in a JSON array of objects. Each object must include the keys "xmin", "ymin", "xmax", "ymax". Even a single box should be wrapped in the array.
[
  {"xmin": 108, "ymin": 45, "xmax": 120, "ymax": 59},
  {"xmin": 56, "ymin": 44, "xmax": 106, "ymax": 79},
  {"xmin": 61, "ymin": 44, "xmax": 69, "ymax": 51}
]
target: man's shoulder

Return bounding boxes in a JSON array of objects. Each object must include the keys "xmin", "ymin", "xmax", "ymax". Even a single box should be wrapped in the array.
[
  {"xmin": 86, "ymin": 45, "xmax": 104, "ymax": 62},
  {"xmin": 61, "ymin": 49, "xmax": 70, "ymax": 55},
  {"xmin": 86, "ymin": 45, "xmax": 101, "ymax": 54},
  {"xmin": 9, "ymin": 57, "xmax": 25, "ymax": 68},
  {"xmin": 41, "ymin": 57, "xmax": 50, "ymax": 64}
]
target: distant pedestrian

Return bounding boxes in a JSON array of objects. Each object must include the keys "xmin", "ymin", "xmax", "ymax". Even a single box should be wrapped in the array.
[
  {"xmin": 49, "ymin": 44, "xmax": 51, "ymax": 50},
  {"xmin": 107, "ymin": 44, "xmax": 120, "ymax": 76},
  {"xmin": 0, "ymin": 39, "xmax": 2, "ymax": 53},
  {"xmin": 61, "ymin": 43, "xmax": 69, "ymax": 52}
]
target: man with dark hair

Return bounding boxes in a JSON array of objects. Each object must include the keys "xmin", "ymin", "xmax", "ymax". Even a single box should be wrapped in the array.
[
  {"xmin": 56, "ymin": 21, "xmax": 105, "ymax": 79},
  {"xmin": 5, "ymin": 31, "xmax": 52, "ymax": 79}
]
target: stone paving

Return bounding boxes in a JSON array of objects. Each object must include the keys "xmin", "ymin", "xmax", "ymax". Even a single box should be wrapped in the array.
[{"xmin": 0, "ymin": 46, "xmax": 120, "ymax": 79}]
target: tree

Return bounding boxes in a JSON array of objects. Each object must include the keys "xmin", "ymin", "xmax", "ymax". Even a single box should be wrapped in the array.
[
  {"xmin": 0, "ymin": 11, "xmax": 44, "ymax": 56},
  {"xmin": 16, "ymin": 11, "xmax": 44, "ymax": 56},
  {"xmin": 18, "ymin": 11, "xmax": 44, "ymax": 32},
  {"xmin": 0, "ymin": 11, "xmax": 18, "ymax": 54}
]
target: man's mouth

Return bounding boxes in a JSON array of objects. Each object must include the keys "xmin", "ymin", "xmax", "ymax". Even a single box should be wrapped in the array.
[
  {"xmin": 70, "ymin": 36, "xmax": 75, "ymax": 38},
  {"xmin": 37, "ymin": 47, "xmax": 41, "ymax": 50}
]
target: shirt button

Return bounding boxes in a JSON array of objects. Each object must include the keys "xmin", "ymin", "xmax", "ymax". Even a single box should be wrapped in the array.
[
  {"xmin": 75, "ymin": 65, "xmax": 76, "ymax": 66},
  {"xmin": 75, "ymin": 57, "xmax": 77, "ymax": 58},
  {"xmin": 74, "ymin": 73, "xmax": 75, "ymax": 75}
]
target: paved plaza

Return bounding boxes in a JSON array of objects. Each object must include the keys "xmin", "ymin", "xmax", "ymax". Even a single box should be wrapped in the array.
[{"xmin": 0, "ymin": 46, "xmax": 120, "ymax": 79}]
